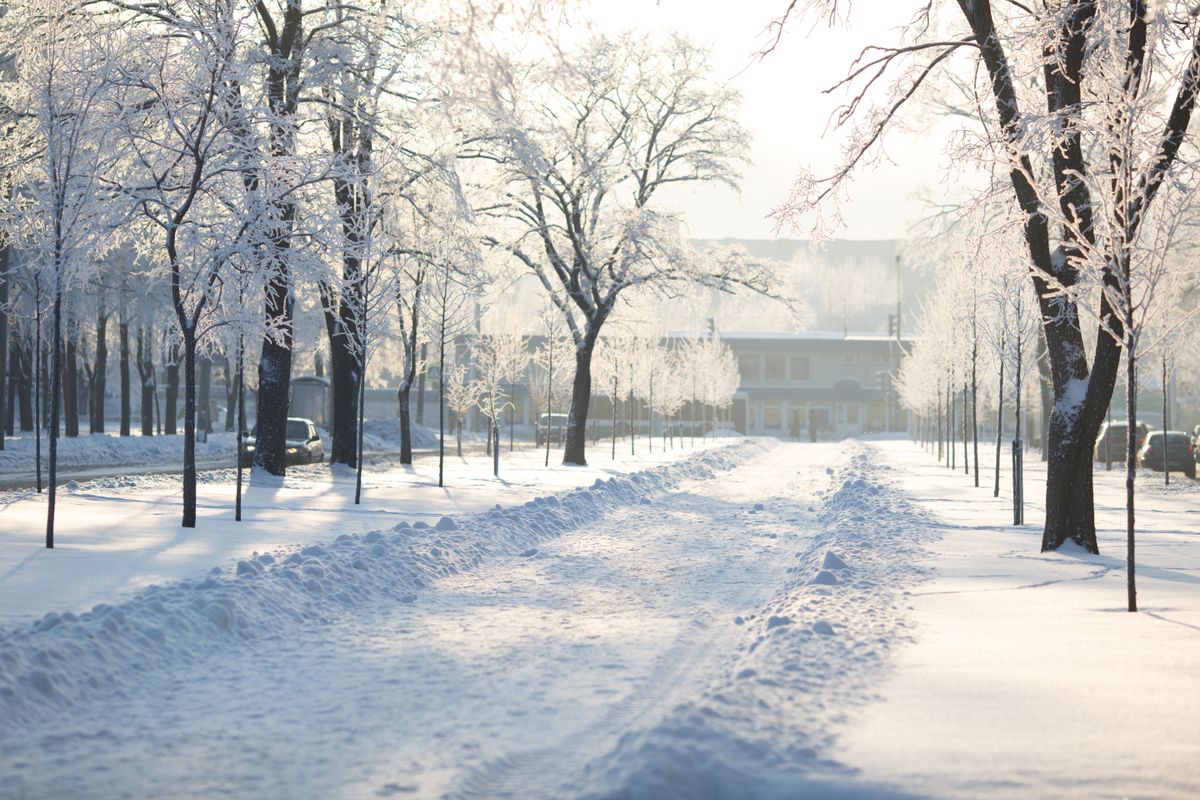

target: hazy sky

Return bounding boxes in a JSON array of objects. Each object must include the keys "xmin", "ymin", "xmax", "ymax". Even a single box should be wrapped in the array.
[{"xmin": 582, "ymin": 1, "xmax": 954, "ymax": 242}]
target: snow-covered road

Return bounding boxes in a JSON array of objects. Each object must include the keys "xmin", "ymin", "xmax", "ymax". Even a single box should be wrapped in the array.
[{"xmin": 5, "ymin": 440, "xmax": 914, "ymax": 799}]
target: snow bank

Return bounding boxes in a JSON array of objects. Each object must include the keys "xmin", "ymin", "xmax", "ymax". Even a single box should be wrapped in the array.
[
  {"xmin": 361, "ymin": 417, "xmax": 439, "ymax": 449},
  {"xmin": 0, "ymin": 431, "xmax": 237, "ymax": 472},
  {"xmin": 580, "ymin": 445, "xmax": 936, "ymax": 799},
  {"xmin": 0, "ymin": 441, "xmax": 753, "ymax": 734}
]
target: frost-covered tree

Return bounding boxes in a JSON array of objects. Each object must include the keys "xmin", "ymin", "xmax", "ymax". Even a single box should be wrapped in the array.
[
  {"xmin": 771, "ymin": 0, "xmax": 1200, "ymax": 555},
  {"xmin": 114, "ymin": 0, "xmax": 256, "ymax": 527},
  {"xmin": 4, "ymin": 1, "xmax": 125, "ymax": 544},
  {"xmin": 469, "ymin": 32, "xmax": 774, "ymax": 466}
]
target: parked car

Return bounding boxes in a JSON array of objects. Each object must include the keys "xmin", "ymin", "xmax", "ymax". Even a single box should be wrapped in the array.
[
  {"xmin": 240, "ymin": 417, "xmax": 324, "ymax": 466},
  {"xmin": 535, "ymin": 413, "xmax": 569, "ymax": 448},
  {"xmin": 1137, "ymin": 431, "xmax": 1196, "ymax": 479},
  {"xmin": 1094, "ymin": 420, "xmax": 1151, "ymax": 463}
]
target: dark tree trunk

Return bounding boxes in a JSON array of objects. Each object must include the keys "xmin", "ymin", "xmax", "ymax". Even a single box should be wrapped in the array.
[
  {"xmin": 225, "ymin": 357, "xmax": 236, "ymax": 431},
  {"xmin": 1125, "ymin": 337, "xmax": 1138, "ymax": 612},
  {"xmin": 47, "ymin": 287, "xmax": 63, "ymax": 547},
  {"xmin": 437, "ymin": 337, "xmax": 445, "ymax": 487},
  {"xmin": 254, "ymin": 334, "xmax": 292, "ymax": 476},
  {"xmin": 5, "ymin": 339, "xmax": 16, "ymax": 436},
  {"xmin": 563, "ymin": 328, "xmax": 600, "ymax": 466},
  {"xmin": 417, "ymin": 341, "xmax": 427, "ymax": 427},
  {"xmin": 165, "ymin": 340, "xmax": 179, "ymax": 436},
  {"xmin": 64, "ymin": 325, "xmax": 78, "ymax": 437},
  {"xmin": 0, "ymin": 243, "xmax": 7, "ymax": 450},
  {"xmin": 182, "ymin": 331, "xmax": 198, "ymax": 527},
  {"xmin": 198, "ymin": 356, "xmax": 212, "ymax": 433},
  {"xmin": 91, "ymin": 310, "xmax": 107, "ymax": 434},
  {"xmin": 236, "ymin": 337, "xmax": 245, "ymax": 521},
  {"xmin": 399, "ymin": 383, "xmax": 413, "ymax": 465},
  {"xmin": 325, "ymin": 324, "xmax": 360, "ymax": 467},
  {"xmin": 17, "ymin": 338, "xmax": 32, "ymax": 432},
  {"xmin": 119, "ymin": 314, "xmax": 130, "ymax": 436},
  {"xmin": 994, "ymin": 351, "xmax": 1004, "ymax": 498},
  {"xmin": 137, "ymin": 328, "xmax": 154, "ymax": 437},
  {"xmin": 248, "ymin": 3, "xmax": 302, "ymax": 478},
  {"xmin": 40, "ymin": 338, "xmax": 49, "ymax": 435}
]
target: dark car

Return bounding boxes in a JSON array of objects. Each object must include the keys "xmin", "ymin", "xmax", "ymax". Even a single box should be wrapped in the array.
[
  {"xmin": 1137, "ymin": 431, "xmax": 1195, "ymax": 479},
  {"xmin": 240, "ymin": 417, "xmax": 325, "ymax": 466},
  {"xmin": 535, "ymin": 413, "xmax": 569, "ymax": 448},
  {"xmin": 1094, "ymin": 420, "xmax": 1151, "ymax": 463}
]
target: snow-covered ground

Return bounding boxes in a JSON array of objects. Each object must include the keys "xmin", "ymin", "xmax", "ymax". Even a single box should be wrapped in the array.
[
  {"xmin": 0, "ymin": 420, "xmax": 442, "ymax": 489},
  {"xmin": 0, "ymin": 430, "xmax": 238, "ymax": 474},
  {"xmin": 1, "ymin": 436, "xmax": 1197, "ymax": 799},
  {"xmin": 839, "ymin": 440, "xmax": 1200, "ymax": 799}
]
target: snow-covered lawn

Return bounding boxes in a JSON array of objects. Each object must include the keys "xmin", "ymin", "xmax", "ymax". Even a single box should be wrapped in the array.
[
  {"xmin": 0, "ymin": 439, "xmax": 724, "ymax": 626},
  {"xmin": 0, "ymin": 420, "xmax": 441, "ymax": 489},
  {"xmin": 0, "ymin": 430, "xmax": 239, "ymax": 477},
  {"xmin": 1, "ymin": 436, "xmax": 1196, "ymax": 799},
  {"xmin": 841, "ymin": 439, "xmax": 1200, "ymax": 799}
]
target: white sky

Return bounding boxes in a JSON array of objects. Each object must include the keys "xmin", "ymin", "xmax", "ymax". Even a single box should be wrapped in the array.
[{"xmin": 578, "ymin": 0, "xmax": 956, "ymax": 241}]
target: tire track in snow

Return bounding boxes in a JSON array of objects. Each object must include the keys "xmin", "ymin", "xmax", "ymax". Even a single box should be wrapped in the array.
[{"xmin": 445, "ymin": 445, "xmax": 839, "ymax": 800}]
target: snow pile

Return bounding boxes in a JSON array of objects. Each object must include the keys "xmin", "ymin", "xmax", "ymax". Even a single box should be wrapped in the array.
[
  {"xmin": 0, "ymin": 441, "xmax": 752, "ymax": 734},
  {"xmin": 0, "ymin": 431, "xmax": 237, "ymax": 473},
  {"xmin": 361, "ymin": 417, "xmax": 439, "ymax": 450},
  {"xmin": 579, "ymin": 445, "xmax": 936, "ymax": 799}
]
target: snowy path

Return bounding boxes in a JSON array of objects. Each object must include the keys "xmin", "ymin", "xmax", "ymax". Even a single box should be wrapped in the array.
[{"xmin": 5, "ymin": 440, "xmax": 915, "ymax": 799}]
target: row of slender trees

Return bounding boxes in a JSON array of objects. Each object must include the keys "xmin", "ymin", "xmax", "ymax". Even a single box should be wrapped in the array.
[
  {"xmin": 441, "ymin": 320, "xmax": 742, "ymax": 476},
  {"xmin": 899, "ymin": 210, "xmax": 1200, "ymax": 612},
  {"xmin": 0, "ymin": 2, "xmax": 780, "ymax": 542},
  {"xmin": 769, "ymin": 0, "xmax": 1200, "ymax": 577}
]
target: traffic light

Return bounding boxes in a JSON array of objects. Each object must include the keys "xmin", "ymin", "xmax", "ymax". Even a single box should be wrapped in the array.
[{"xmin": 887, "ymin": 314, "xmax": 897, "ymax": 337}]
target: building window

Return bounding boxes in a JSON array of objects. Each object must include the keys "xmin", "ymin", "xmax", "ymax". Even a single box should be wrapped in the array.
[
  {"xmin": 790, "ymin": 355, "xmax": 810, "ymax": 381},
  {"xmin": 764, "ymin": 353, "xmax": 786, "ymax": 380},
  {"xmin": 847, "ymin": 403, "xmax": 860, "ymax": 424},
  {"xmin": 739, "ymin": 355, "xmax": 761, "ymax": 381},
  {"xmin": 871, "ymin": 352, "xmax": 888, "ymax": 363},
  {"xmin": 843, "ymin": 353, "xmax": 857, "ymax": 364}
]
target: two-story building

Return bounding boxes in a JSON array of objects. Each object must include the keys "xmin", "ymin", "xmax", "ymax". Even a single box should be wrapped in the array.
[{"xmin": 721, "ymin": 332, "xmax": 910, "ymax": 437}]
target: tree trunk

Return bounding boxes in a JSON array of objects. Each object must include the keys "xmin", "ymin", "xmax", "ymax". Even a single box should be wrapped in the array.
[
  {"xmin": 35, "ymin": 306, "xmax": 42, "ymax": 492},
  {"xmin": 91, "ymin": 310, "xmax": 107, "ymax": 434},
  {"xmin": 64, "ymin": 324, "xmax": 78, "ymax": 438},
  {"xmin": 182, "ymin": 331, "xmax": 198, "ymax": 527},
  {"xmin": 325, "ymin": 328, "xmax": 360, "ymax": 467},
  {"xmin": 18, "ymin": 339, "xmax": 33, "ymax": 432},
  {"xmin": 236, "ymin": 337, "xmax": 245, "ymax": 522},
  {"xmin": 399, "ymin": 382, "xmax": 413, "ymax": 465},
  {"xmin": 5, "ymin": 340, "xmax": 17, "ymax": 436},
  {"xmin": 1126, "ymin": 340, "xmax": 1138, "ymax": 612},
  {"xmin": 438, "ymin": 337, "xmax": 445, "ymax": 488},
  {"xmin": 0, "ymin": 243, "xmax": 7, "ymax": 451},
  {"xmin": 47, "ymin": 286, "xmax": 62, "ymax": 547},
  {"xmin": 119, "ymin": 314, "xmax": 130, "ymax": 437},
  {"xmin": 139, "ymin": 329, "xmax": 154, "ymax": 437},
  {"xmin": 164, "ymin": 341, "xmax": 179, "ymax": 436},
  {"xmin": 225, "ymin": 357, "xmax": 236, "ymax": 432},
  {"xmin": 994, "ymin": 357, "xmax": 1004, "ymax": 498},
  {"xmin": 198, "ymin": 356, "xmax": 212, "ymax": 434},
  {"xmin": 563, "ymin": 330, "xmax": 600, "ymax": 466},
  {"xmin": 417, "ymin": 341, "xmax": 427, "ymax": 427},
  {"xmin": 1162, "ymin": 354, "xmax": 1169, "ymax": 486}
]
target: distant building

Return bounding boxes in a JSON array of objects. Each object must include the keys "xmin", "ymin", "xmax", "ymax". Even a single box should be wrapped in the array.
[{"xmin": 719, "ymin": 332, "xmax": 911, "ymax": 437}]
